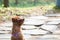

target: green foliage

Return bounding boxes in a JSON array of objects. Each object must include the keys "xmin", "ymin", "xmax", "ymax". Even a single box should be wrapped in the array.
[
  {"xmin": 0, "ymin": 0, "xmax": 3, "ymax": 4},
  {"xmin": 0, "ymin": 0, "xmax": 56, "ymax": 7}
]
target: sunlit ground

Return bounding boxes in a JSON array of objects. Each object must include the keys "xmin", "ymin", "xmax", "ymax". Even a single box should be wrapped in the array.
[{"xmin": 0, "ymin": 2, "xmax": 60, "ymax": 40}]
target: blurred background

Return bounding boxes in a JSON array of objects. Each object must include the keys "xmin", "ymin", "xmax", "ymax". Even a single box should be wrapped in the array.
[
  {"xmin": 0, "ymin": 0, "xmax": 60, "ymax": 40},
  {"xmin": 0, "ymin": 0, "xmax": 56, "ymax": 7}
]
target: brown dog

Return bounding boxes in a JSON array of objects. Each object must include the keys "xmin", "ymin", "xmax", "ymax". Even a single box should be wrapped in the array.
[{"xmin": 11, "ymin": 16, "xmax": 24, "ymax": 40}]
